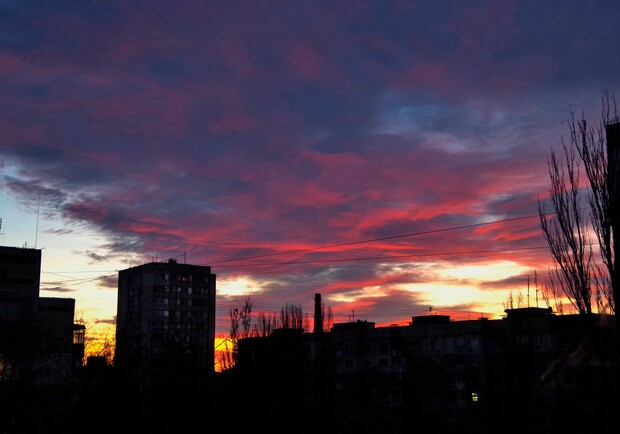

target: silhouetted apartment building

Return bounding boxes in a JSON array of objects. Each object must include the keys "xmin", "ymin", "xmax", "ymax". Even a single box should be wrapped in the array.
[
  {"xmin": 0, "ymin": 245, "xmax": 41, "ymax": 323},
  {"xmin": 234, "ymin": 300, "xmax": 617, "ymax": 433},
  {"xmin": 115, "ymin": 259, "xmax": 217, "ymax": 381},
  {"xmin": 0, "ymin": 245, "xmax": 85, "ymax": 387},
  {"xmin": 327, "ymin": 314, "xmax": 494, "ymax": 430}
]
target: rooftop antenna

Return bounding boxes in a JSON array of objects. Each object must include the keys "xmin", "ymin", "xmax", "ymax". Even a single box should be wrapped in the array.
[
  {"xmin": 0, "ymin": 217, "xmax": 4, "ymax": 243},
  {"xmin": 527, "ymin": 274, "xmax": 530, "ymax": 308},
  {"xmin": 534, "ymin": 270, "xmax": 539, "ymax": 307}
]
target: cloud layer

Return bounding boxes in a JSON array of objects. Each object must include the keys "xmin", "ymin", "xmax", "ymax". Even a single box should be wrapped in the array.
[{"xmin": 1, "ymin": 0, "xmax": 619, "ymax": 335}]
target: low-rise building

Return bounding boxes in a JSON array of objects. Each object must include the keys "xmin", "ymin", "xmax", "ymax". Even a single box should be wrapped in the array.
[
  {"xmin": 0, "ymin": 245, "xmax": 84, "ymax": 385},
  {"xmin": 235, "ymin": 300, "xmax": 616, "ymax": 432}
]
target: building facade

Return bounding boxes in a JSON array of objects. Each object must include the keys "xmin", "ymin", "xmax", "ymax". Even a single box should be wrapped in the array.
[
  {"xmin": 1, "ymin": 245, "xmax": 85, "ymax": 432},
  {"xmin": 233, "ymin": 302, "xmax": 617, "ymax": 433},
  {"xmin": 0, "ymin": 245, "xmax": 84, "ymax": 385},
  {"xmin": 0, "ymin": 245, "xmax": 41, "ymax": 326},
  {"xmin": 115, "ymin": 259, "xmax": 217, "ymax": 380}
]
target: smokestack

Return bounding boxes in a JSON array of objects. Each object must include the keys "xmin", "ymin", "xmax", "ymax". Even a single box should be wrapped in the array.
[{"xmin": 314, "ymin": 293, "xmax": 323, "ymax": 334}]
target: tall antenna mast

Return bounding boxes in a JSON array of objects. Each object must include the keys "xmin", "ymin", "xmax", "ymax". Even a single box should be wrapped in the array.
[
  {"xmin": 527, "ymin": 274, "xmax": 530, "ymax": 308},
  {"xmin": 34, "ymin": 196, "xmax": 40, "ymax": 249},
  {"xmin": 534, "ymin": 270, "xmax": 539, "ymax": 307}
]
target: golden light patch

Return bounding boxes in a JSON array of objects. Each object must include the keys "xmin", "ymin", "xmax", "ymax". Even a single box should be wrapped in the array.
[
  {"xmin": 436, "ymin": 261, "xmax": 528, "ymax": 281},
  {"xmin": 402, "ymin": 282, "xmax": 509, "ymax": 312},
  {"xmin": 215, "ymin": 336, "xmax": 232, "ymax": 351},
  {"xmin": 329, "ymin": 286, "xmax": 388, "ymax": 303},
  {"xmin": 330, "ymin": 293, "xmax": 362, "ymax": 303},
  {"xmin": 217, "ymin": 276, "xmax": 261, "ymax": 296}
]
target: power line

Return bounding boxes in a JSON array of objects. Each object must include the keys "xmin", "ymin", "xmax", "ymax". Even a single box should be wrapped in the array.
[
  {"xmin": 212, "ymin": 245, "xmax": 551, "ymax": 269},
  {"xmin": 210, "ymin": 212, "xmax": 547, "ymax": 264},
  {"xmin": 41, "ymin": 273, "xmax": 117, "ymax": 287},
  {"xmin": 39, "ymin": 243, "xmax": 546, "ymax": 285},
  {"xmin": 39, "ymin": 213, "xmax": 556, "ymax": 283}
]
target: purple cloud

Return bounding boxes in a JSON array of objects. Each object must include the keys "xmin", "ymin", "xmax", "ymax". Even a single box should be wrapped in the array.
[{"xmin": 1, "ymin": 0, "xmax": 619, "ymax": 336}]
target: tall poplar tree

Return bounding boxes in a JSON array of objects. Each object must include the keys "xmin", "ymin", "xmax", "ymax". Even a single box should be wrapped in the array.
[{"xmin": 538, "ymin": 92, "xmax": 618, "ymax": 321}]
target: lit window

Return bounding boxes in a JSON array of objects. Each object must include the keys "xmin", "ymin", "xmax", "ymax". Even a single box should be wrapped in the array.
[{"xmin": 471, "ymin": 392, "xmax": 479, "ymax": 402}]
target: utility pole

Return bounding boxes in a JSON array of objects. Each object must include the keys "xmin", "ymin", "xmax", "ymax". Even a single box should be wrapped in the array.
[{"xmin": 607, "ymin": 121, "xmax": 620, "ymax": 336}]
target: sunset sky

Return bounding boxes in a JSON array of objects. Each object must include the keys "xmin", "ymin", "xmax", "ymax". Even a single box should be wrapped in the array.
[{"xmin": 1, "ymin": 0, "xmax": 619, "ymax": 346}]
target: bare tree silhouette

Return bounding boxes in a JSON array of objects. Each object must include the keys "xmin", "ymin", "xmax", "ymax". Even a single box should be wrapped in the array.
[{"xmin": 538, "ymin": 92, "xmax": 618, "ymax": 320}]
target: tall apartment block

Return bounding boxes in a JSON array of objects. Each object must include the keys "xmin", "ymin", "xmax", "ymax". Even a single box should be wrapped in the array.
[{"xmin": 115, "ymin": 259, "xmax": 216, "ymax": 378}]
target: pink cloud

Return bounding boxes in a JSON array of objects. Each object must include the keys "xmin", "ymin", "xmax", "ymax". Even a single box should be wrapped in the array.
[
  {"xmin": 0, "ymin": 52, "xmax": 25, "ymax": 73},
  {"xmin": 217, "ymin": 36, "xmax": 257, "ymax": 78},
  {"xmin": 287, "ymin": 42, "xmax": 324, "ymax": 80},
  {"xmin": 208, "ymin": 113, "xmax": 258, "ymax": 134},
  {"xmin": 407, "ymin": 61, "xmax": 445, "ymax": 85}
]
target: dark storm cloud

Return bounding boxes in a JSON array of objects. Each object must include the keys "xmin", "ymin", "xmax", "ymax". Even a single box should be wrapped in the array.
[
  {"xmin": 97, "ymin": 274, "xmax": 119, "ymax": 290},
  {"xmin": 359, "ymin": 288, "xmax": 436, "ymax": 323},
  {"xmin": 479, "ymin": 274, "xmax": 539, "ymax": 291},
  {"xmin": 83, "ymin": 250, "xmax": 107, "ymax": 262},
  {"xmin": 94, "ymin": 317, "xmax": 117, "ymax": 326},
  {"xmin": 39, "ymin": 286, "xmax": 73, "ymax": 294},
  {"xmin": 45, "ymin": 228, "xmax": 73, "ymax": 236},
  {"xmin": 4, "ymin": 176, "xmax": 67, "ymax": 212}
]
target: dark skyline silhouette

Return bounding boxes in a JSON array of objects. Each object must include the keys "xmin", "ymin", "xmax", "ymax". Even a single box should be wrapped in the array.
[{"xmin": 1, "ymin": 0, "xmax": 619, "ymax": 348}]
